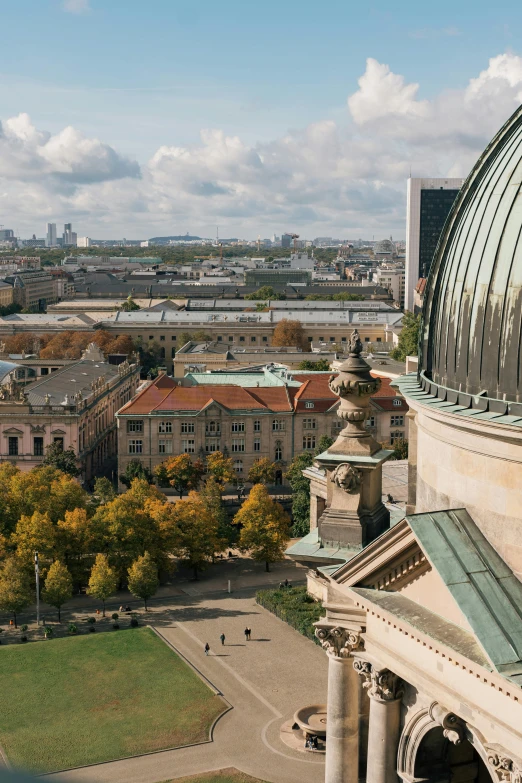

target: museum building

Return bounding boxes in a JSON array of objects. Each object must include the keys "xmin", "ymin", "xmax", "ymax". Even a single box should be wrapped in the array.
[{"xmin": 301, "ymin": 105, "xmax": 522, "ymax": 783}]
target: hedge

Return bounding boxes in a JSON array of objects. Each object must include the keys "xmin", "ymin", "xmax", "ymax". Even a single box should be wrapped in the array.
[{"xmin": 256, "ymin": 586, "xmax": 324, "ymax": 644}]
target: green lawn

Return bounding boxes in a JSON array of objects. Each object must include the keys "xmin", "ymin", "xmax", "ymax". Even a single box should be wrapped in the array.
[
  {"xmin": 164, "ymin": 769, "xmax": 267, "ymax": 783},
  {"xmin": 0, "ymin": 627, "xmax": 227, "ymax": 773}
]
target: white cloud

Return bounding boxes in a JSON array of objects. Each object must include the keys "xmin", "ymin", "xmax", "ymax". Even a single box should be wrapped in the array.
[
  {"xmin": 62, "ymin": 0, "xmax": 91, "ymax": 13},
  {"xmin": 2, "ymin": 52, "xmax": 522, "ymax": 238}
]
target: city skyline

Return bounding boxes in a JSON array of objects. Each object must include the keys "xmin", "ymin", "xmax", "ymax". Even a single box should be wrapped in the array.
[{"xmin": 1, "ymin": 1, "xmax": 522, "ymax": 238}]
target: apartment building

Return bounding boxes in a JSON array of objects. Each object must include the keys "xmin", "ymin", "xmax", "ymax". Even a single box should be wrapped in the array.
[{"xmin": 4, "ymin": 270, "xmax": 58, "ymax": 311}]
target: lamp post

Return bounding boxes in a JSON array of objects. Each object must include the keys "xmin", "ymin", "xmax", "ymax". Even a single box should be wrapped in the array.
[{"xmin": 35, "ymin": 551, "xmax": 40, "ymax": 626}]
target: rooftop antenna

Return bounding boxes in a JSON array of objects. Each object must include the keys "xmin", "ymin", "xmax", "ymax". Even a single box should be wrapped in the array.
[
  {"xmin": 257, "ymin": 234, "xmax": 261, "ymax": 252},
  {"xmin": 216, "ymin": 225, "xmax": 219, "ymax": 244}
]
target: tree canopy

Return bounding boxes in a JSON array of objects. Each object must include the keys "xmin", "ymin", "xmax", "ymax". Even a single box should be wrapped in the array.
[
  {"xmin": 247, "ymin": 458, "xmax": 276, "ymax": 485},
  {"xmin": 244, "ymin": 286, "xmax": 284, "ymax": 301},
  {"xmin": 119, "ymin": 459, "xmax": 154, "ymax": 488},
  {"xmin": 88, "ymin": 554, "xmax": 118, "ymax": 615},
  {"xmin": 0, "ymin": 557, "xmax": 32, "ymax": 627},
  {"xmin": 389, "ymin": 311, "xmax": 420, "ymax": 361},
  {"xmin": 43, "ymin": 442, "xmax": 80, "ymax": 477},
  {"xmin": 127, "ymin": 552, "xmax": 159, "ymax": 610},
  {"xmin": 272, "ymin": 319, "xmax": 306, "ymax": 349},
  {"xmin": 297, "ymin": 359, "xmax": 331, "ymax": 371},
  {"xmin": 234, "ymin": 484, "xmax": 290, "ymax": 571},
  {"xmin": 206, "ymin": 451, "xmax": 236, "ymax": 487},
  {"xmin": 42, "ymin": 560, "xmax": 73, "ymax": 621},
  {"xmin": 154, "ymin": 454, "xmax": 205, "ymax": 497}
]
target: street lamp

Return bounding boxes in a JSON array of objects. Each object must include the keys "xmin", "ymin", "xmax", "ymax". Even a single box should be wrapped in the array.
[{"xmin": 34, "ymin": 551, "xmax": 40, "ymax": 626}]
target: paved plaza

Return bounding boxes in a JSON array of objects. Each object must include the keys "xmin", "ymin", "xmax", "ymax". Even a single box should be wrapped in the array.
[{"xmin": 47, "ymin": 590, "xmax": 328, "ymax": 783}]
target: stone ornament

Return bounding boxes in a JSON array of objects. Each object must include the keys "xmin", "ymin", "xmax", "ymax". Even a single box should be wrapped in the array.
[
  {"xmin": 429, "ymin": 702, "xmax": 465, "ymax": 745},
  {"xmin": 332, "ymin": 463, "xmax": 363, "ymax": 494},
  {"xmin": 487, "ymin": 750, "xmax": 522, "ymax": 783},
  {"xmin": 353, "ymin": 660, "xmax": 403, "ymax": 702},
  {"xmin": 315, "ymin": 624, "xmax": 363, "ymax": 658}
]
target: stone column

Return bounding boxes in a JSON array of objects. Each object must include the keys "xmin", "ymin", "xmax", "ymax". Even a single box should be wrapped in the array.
[
  {"xmin": 316, "ymin": 626, "xmax": 363, "ymax": 783},
  {"xmin": 355, "ymin": 661, "xmax": 403, "ymax": 783}
]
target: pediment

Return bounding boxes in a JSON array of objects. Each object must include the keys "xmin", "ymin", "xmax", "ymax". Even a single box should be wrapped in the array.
[
  {"xmin": 3, "ymin": 427, "xmax": 24, "ymax": 435},
  {"xmin": 51, "ymin": 429, "xmax": 67, "ymax": 435}
]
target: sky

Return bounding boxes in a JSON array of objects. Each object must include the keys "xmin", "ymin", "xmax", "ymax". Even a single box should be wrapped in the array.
[{"xmin": 1, "ymin": 0, "xmax": 522, "ymax": 240}]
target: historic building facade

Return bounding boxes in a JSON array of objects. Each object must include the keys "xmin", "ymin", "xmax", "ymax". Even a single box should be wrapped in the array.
[{"xmin": 288, "ymin": 105, "xmax": 522, "ymax": 783}]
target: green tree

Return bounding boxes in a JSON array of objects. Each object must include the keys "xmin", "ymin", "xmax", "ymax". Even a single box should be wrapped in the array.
[
  {"xmin": 192, "ymin": 330, "xmax": 212, "ymax": 342},
  {"xmin": 247, "ymin": 458, "xmax": 276, "ymax": 485},
  {"xmin": 314, "ymin": 434, "xmax": 334, "ymax": 455},
  {"xmin": 120, "ymin": 296, "xmax": 140, "ymax": 311},
  {"xmin": 42, "ymin": 442, "xmax": 80, "ymax": 476},
  {"xmin": 389, "ymin": 311, "xmax": 421, "ymax": 361},
  {"xmin": 244, "ymin": 286, "xmax": 282, "ymax": 301},
  {"xmin": 234, "ymin": 484, "xmax": 291, "ymax": 571},
  {"xmin": 120, "ymin": 459, "xmax": 154, "ymax": 488},
  {"xmin": 387, "ymin": 437, "xmax": 409, "ymax": 460},
  {"xmin": 88, "ymin": 554, "xmax": 118, "ymax": 616},
  {"xmin": 206, "ymin": 451, "xmax": 236, "ymax": 488},
  {"xmin": 175, "ymin": 491, "xmax": 221, "ymax": 578},
  {"xmin": 297, "ymin": 359, "xmax": 331, "ymax": 371},
  {"xmin": 154, "ymin": 454, "xmax": 205, "ymax": 497},
  {"xmin": 285, "ymin": 452, "xmax": 314, "ymax": 537},
  {"xmin": 0, "ymin": 557, "xmax": 33, "ymax": 628},
  {"xmin": 93, "ymin": 476, "xmax": 116, "ymax": 506},
  {"xmin": 178, "ymin": 331, "xmax": 194, "ymax": 346},
  {"xmin": 127, "ymin": 552, "xmax": 159, "ymax": 610},
  {"xmin": 42, "ymin": 560, "xmax": 73, "ymax": 622}
]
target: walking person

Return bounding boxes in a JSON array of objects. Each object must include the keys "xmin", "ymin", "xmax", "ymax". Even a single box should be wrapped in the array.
[
  {"xmin": 204, "ymin": 642, "xmax": 210, "ymax": 655},
  {"xmin": 220, "ymin": 633, "xmax": 226, "ymax": 646},
  {"xmin": 244, "ymin": 626, "xmax": 249, "ymax": 642},
  {"xmin": 247, "ymin": 627, "xmax": 252, "ymax": 640}
]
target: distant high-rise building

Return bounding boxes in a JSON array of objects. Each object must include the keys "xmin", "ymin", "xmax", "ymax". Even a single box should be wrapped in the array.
[
  {"xmin": 0, "ymin": 229, "xmax": 14, "ymax": 240},
  {"xmin": 405, "ymin": 178, "xmax": 463, "ymax": 310},
  {"xmin": 281, "ymin": 233, "xmax": 292, "ymax": 249},
  {"xmin": 63, "ymin": 223, "xmax": 77, "ymax": 246},
  {"xmin": 46, "ymin": 223, "xmax": 57, "ymax": 247},
  {"xmin": 77, "ymin": 237, "xmax": 91, "ymax": 248}
]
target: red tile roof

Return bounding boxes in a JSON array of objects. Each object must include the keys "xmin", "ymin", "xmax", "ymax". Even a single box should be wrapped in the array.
[{"xmin": 370, "ymin": 397, "xmax": 409, "ymax": 412}]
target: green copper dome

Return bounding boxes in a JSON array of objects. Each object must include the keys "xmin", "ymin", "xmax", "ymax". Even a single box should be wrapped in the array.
[{"xmin": 421, "ymin": 104, "xmax": 522, "ymax": 409}]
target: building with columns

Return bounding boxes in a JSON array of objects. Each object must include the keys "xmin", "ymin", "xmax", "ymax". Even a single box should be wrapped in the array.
[{"xmin": 288, "ymin": 105, "xmax": 522, "ymax": 783}]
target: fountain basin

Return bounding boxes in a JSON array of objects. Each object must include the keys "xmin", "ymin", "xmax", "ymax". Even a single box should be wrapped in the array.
[{"xmin": 293, "ymin": 704, "xmax": 327, "ymax": 738}]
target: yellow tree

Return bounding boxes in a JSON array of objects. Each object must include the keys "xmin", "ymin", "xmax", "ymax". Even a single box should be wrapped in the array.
[
  {"xmin": 247, "ymin": 458, "xmax": 276, "ymax": 485},
  {"xmin": 206, "ymin": 451, "xmax": 236, "ymax": 488},
  {"xmin": 127, "ymin": 552, "xmax": 159, "ymax": 610},
  {"xmin": 56, "ymin": 508, "xmax": 93, "ymax": 586},
  {"xmin": 0, "ymin": 557, "xmax": 33, "ymax": 628},
  {"xmin": 42, "ymin": 560, "xmax": 73, "ymax": 621},
  {"xmin": 234, "ymin": 484, "xmax": 290, "ymax": 572},
  {"xmin": 88, "ymin": 554, "xmax": 118, "ymax": 616},
  {"xmin": 174, "ymin": 491, "xmax": 221, "ymax": 579},
  {"xmin": 13, "ymin": 511, "xmax": 57, "ymax": 569},
  {"xmin": 154, "ymin": 454, "xmax": 205, "ymax": 497},
  {"xmin": 272, "ymin": 319, "xmax": 306, "ymax": 349}
]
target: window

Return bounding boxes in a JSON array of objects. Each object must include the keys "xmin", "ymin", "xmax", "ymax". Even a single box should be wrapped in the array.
[
  {"xmin": 181, "ymin": 422, "xmax": 195, "ymax": 434},
  {"xmin": 262, "ymin": 336, "xmax": 268, "ymax": 343},
  {"xmin": 253, "ymin": 420, "xmax": 261, "ymax": 432},
  {"xmin": 8, "ymin": 437, "xmax": 18, "ymax": 456},
  {"xmin": 229, "ymin": 336, "xmax": 234, "ymax": 342},
  {"xmin": 366, "ymin": 416, "xmax": 376, "ymax": 428},
  {"xmin": 231, "ymin": 421, "xmax": 245, "ymax": 433},
  {"xmin": 319, "ymin": 337, "xmax": 324, "ymax": 342},
  {"xmin": 182, "ymin": 439, "xmax": 195, "ymax": 453},
  {"xmin": 330, "ymin": 337, "xmax": 335, "ymax": 342},
  {"xmin": 254, "ymin": 438, "xmax": 261, "ymax": 451},
  {"xmin": 41, "ymin": 367, "xmax": 49, "ymax": 375},
  {"xmin": 127, "ymin": 420, "xmax": 143, "ymax": 433},
  {"xmin": 272, "ymin": 419, "xmax": 285, "ymax": 431},
  {"xmin": 128, "ymin": 439, "xmax": 143, "ymax": 454},
  {"xmin": 303, "ymin": 418, "xmax": 316, "ymax": 430},
  {"xmin": 390, "ymin": 431, "xmax": 404, "ymax": 445},
  {"xmin": 149, "ymin": 335, "xmax": 153, "ymax": 341},
  {"xmin": 160, "ymin": 336, "xmax": 165, "ymax": 342},
  {"xmin": 217, "ymin": 336, "xmax": 223, "ymax": 342},
  {"xmin": 376, "ymin": 337, "xmax": 382, "ymax": 342},
  {"xmin": 251, "ymin": 336, "xmax": 256, "ymax": 342},
  {"xmin": 160, "ymin": 348, "xmax": 166, "ymax": 359},
  {"xmin": 234, "ymin": 459, "xmax": 243, "ymax": 473},
  {"xmin": 53, "ymin": 437, "xmax": 64, "ymax": 449},
  {"xmin": 206, "ymin": 420, "xmax": 221, "ymax": 435},
  {"xmin": 275, "ymin": 440, "xmax": 282, "ymax": 461},
  {"xmin": 171, "ymin": 335, "xmax": 176, "ymax": 340},
  {"xmin": 159, "ymin": 440, "xmax": 173, "ymax": 454},
  {"xmin": 171, "ymin": 348, "xmax": 176, "ymax": 358},
  {"xmin": 34, "ymin": 437, "xmax": 44, "ymax": 456},
  {"xmin": 341, "ymin": 337, "xmax": 347, "ymax": 343},
  {"xmin": 232, "ymin": 438, "xmax": 245, "ymax": 452},
  {"xmin": 303, "ymin": 435, "xmax": 316, "ymax": 450},
  {"xmin": 305, "ymin": 401, "xmax": 315, "ymax": 409},
  {"xmin": 240, "ymin": 336, "xmax": 245, "ymax": 342},
  {"xmin": 393, "ymin": 399, "xmax": 402, "ymax": 407},
  {"xmin": 205, "ymin": 440, "xmax": 220, "ymax": 453},
  {"xmin": 391, "ymin": 415, "xmax": 404, "ymax": 426},
  {"xmin": 364, "ymin": 337, "xmax": 370, "ymax": 342}
]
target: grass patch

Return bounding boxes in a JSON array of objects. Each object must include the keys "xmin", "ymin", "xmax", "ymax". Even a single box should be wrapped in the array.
[
  {"xmin": 0, "ymin": 627, "xmax": 226, "ymax": 773},
  {"xmin": 163, "ymin": 768, "xmax": 267, "ymax": 783},
  {"xmin": 256, "ymin": 586, "xmax": 323, "ymax": 643}
]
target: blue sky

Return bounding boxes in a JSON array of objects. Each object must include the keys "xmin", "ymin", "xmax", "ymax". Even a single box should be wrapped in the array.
[{"xmin": 1, "ymin": 0, "xmax": 522, "ymax": 238}]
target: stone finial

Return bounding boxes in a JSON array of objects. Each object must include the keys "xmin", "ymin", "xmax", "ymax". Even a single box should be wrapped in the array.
[{"xmin": 327, "ymin": 329, "xmax": 381, "ymax": 456}]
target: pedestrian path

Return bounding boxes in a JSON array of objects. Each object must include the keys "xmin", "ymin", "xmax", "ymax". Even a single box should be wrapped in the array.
[{"xmin": 50, "ymin": 594, "xmax": 327, "ymax": 783}]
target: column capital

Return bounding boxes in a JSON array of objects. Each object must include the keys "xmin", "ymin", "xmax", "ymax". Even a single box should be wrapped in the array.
[
  {"xmin": 486, "ymin": 747, "xmax": 522, "ymax": 783},
  {"xmin": 353, "ymin": 659, "xmax": 403, "ymax": 702},
  {"xmin": 315, "ymin": 623, "xmax": 364, "ymax": 658}
]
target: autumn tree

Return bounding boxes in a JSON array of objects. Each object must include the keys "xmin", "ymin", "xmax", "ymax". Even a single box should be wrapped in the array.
[
  {"xmin": 154, "ymin": 454, "xmax": 205, "ymax": 497},
  {"xmin": 200, "ymin": 477, "xmax": 236, "ymax": 550},
  {"xmin": 43, "ymin": 442, "xmax": 80, "ymax": 476},
  {"xmin": 56, "ymin": 508, "xmax": 93, "ymax": 586},
  {"xmin": 175, "ymin": 491, "xmax": 221, "ymax": 578},
  {"xmin": 272, "ymin": 319, "xmax": 306, "ymax": 349},
  {"xmin": 119, "ymin": 459, "xmax": 154, "ymax": 488},
  {"xmin": 13, "ymin": 511, "xmax": 57, "ymax": 569},
  {"xmin": 42, "ymin": 560, "xmax": 73, "ymax": 621},
  {"xmin": 234, "ymin": 484, "xmax": 290, "ymax": 571},
  {"xmin": 0, "ymin": 557, "xmax": 33, "ymax": 628},
  {"xmin": 88, "ymin": 554, "xmax": 118, "ymax": 616},
  {"xmin": 127, "ymin": 552, "xmax": 159, "ymax": 610},
  {"xmin": 248, "ymin": 458, "xmax": 276, "ymax": 485},
  {"xmin": 206, "ymin": 451, "xmax": 236, "ymax": 488}
]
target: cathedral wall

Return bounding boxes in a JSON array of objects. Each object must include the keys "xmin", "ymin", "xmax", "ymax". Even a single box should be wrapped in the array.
[{"xmin": 410, "ymin": 402, "xmax": 522, "ymax": 580}]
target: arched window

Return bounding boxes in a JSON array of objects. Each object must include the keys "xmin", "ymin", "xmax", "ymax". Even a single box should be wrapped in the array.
[
  {"xmin": 206, "ymin": 420, "xmax": 220, "ymax": 434},
  {"xmin": 275, "ymin": 440, "xmax": 283, "ymax": 461}
]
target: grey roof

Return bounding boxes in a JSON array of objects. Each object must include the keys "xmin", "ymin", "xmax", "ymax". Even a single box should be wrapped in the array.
[
  {"xmin": 422, "ymin": 104, "xmax": 522, "ymax": 403},
  {"xmin": 185, "ymin": 299, "xmax": 397, "ymax": 312},
  {"xmin": 24, "ymin": 359, "xmax": 122, "ymax": 406},
  {"xmin": 407, "ymin": 508, "xmax": 522, "ymax": 679}
]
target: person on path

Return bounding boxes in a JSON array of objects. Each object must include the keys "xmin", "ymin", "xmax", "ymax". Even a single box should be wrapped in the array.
[
  {"xmin": 204, "ymin": 642, "xmax": 210, "ymax": 655},
  {"xmin": 220, "ymin": 633, "xmax": 226, "ymax": 646},
  {"xmin": 244, "ymin": 627, "xmax": 249, "ymax": 641},
  {"xmin": 248, "ymin": 627, "xmax": 252, "ymax": 640}
]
